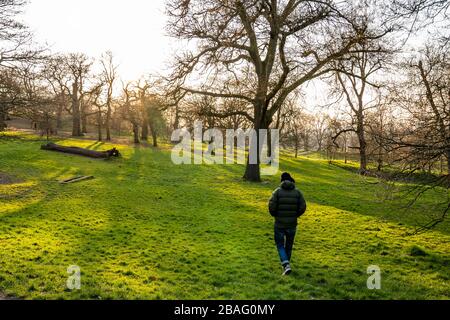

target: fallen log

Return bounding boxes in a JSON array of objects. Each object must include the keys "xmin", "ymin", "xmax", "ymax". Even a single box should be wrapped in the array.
[
  {"xmin": 41, "ymin": 143, "xmax": 120, "ymax": 159},
  {"xmin": 60, "ymin": 176, "xmax": 95, "ymax": 184}
]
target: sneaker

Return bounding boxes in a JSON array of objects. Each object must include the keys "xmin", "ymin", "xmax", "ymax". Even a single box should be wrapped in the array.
[{"xmin": 282, "ymin": 264, "xmax": 292, "ymax": 276}]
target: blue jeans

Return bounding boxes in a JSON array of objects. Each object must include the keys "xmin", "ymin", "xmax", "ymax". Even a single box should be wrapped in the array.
[{"xmin": 274, "ymin": 226, "xmax": 297, "ymax": 265}]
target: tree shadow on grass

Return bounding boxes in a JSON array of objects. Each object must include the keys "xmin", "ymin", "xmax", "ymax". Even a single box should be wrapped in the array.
[
  {"xmin": 1, "ymin": 141, "xmax": 448, "ymax": 299},
  {"xmin": 277, "ymin": 156, "xmax": 450, "ymax": 235},
  {"xmin": 148, "ymin": 148, "xmax": 449, "ymax": 235},
  {"xmin": 331, "ymin": 161, "xmax": 448, "ymax": 187},
  {"xmin": 59, "ymin": 147, "xmax": 450, "ymax": 299},
  {"xmin": 82, "ymin": 141, "xmax": 104, "ymax": 151},
  {"xmin": 61, "ymin": 176, "xmax": 450, "ymax": 299}
]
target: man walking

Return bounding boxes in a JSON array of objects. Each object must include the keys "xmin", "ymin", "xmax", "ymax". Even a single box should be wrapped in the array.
[{"xmin": 268, "ymin": 172, "xmax": 307, "ymax": 275}]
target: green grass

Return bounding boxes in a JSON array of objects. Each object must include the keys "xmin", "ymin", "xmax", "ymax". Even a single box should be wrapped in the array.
[{"xmin": 0, "ymin": 132, "xmax": 449, "ymax": 300}]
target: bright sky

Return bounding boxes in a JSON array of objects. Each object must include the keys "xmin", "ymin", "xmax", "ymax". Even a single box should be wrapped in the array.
[
  {"xmin": 23, "ymin": 0, "xmax": 171, "ymax": 81},
  {"xmin": 21, "ymin": 0, "xmax": 436, "ymax": 114}
]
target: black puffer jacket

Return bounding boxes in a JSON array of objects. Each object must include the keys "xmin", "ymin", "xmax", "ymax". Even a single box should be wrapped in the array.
[{"xmin": 268, "ymin": 180, "xmax": 306, "ymax": 228}]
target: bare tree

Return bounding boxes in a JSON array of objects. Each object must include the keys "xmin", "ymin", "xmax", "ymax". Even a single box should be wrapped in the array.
[
  {"xmin": 119, "ymin": 82, "xmax": 141, "ymax": 144},
  {"xmin": 100, "ymin": 51, "xmax": 117, "ymax": 141},
  {"xmin": 0, "ymin": 0, "xmax": 43, "ymax": 131},
  {"xmin": 135, "ymin": 80, "xmax": 151, "ymax": 141},
  {"xmin": 0, "ymin": 0, "xmax": 40, "ymax": 68},
  {"xmin": 331, "ymin": 42, "xmax": 390, "ymax": 174},
  {"xmin": 89, "ymin": 83, "xmax": 105, "ymax": 141},
  {"xmin": 366, "ymin": 101, "xmax": 395, "ymax": 171},
  {"xmin": 372, "ymin": 43, "xmax": 450, "ymax": 232},
  {"xmin": 19, "ymin": 63, "xmax": 59, "ymax": 138},
  {"xmin": 63, "ymin": 53, "xmax": 92, "ymax": 137},
  {"xmin": 415, "ymin": 47, "xmax": 449, "ymax": 172},
  {"xmin": 312, "ymin": 112, "xmax": 330, "ymax": 152},
  {"xmin": 166, "ymin": 0, "xmax": 394, "ymax": 181},
  {"xmin": 386, "ymin": 44, "xmax": 450, "ymax": 173},
  {"xmin": 0, "ymin": 67, "xmax": 24, "ymax": 130},
  {"xmin": 391, "ymin": 0, "xmax": 449, "ymax": 36},
  {"xmin": 281, "ymin": 105, "xmax": 313, "ymax": 157},
  {"xmin": 42, "ymin": 56, "xmax": 70, "ymax": 130},
  {"xmin": 146, "ymin": 95, "xmax": 167, "ymax": 147}
]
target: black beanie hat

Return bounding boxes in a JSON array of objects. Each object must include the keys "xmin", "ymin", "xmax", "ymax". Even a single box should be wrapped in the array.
[{"xmin": 281, "ymin": 172, "xmax": 295, "ymax": 183}]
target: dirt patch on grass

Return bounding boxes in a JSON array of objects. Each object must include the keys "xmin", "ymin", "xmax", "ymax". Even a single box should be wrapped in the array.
[{"xmin": 0, "ymin": 172, "xmax": 22, "ymax": 185}]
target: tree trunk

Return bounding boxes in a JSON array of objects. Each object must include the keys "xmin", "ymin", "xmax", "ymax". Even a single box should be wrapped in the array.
[
  {"xmin": 344, "ymin": 137, "xmax": 348, "ymax": 164},
  {"xmin": 133, "ymin": 123, "xmax": 140, "ymax": 144},
  {"xmin": 97, "ymin": 110, "xmax": 102, "ymax": 141},
  {"xmin": 447, "ymin": 149, "xmax": 450, "ymax": 174},
  {"xmin": 81, "ymin": 110, "xmax": 88, "ymax": 134},
  {"xmin": 244, "ymin": 162, "xmax": 261, "ymax": 182},
  {"xmin": 358, "ymin": 127, "xmax": 368, "ymax": 174},
  {"xmin": 56, "ymin": 104, "xmax": 63, "ymax": 130},
  {"xmin": 377, "ymin": 158, "xmax": 382, "ymax": 171},
  {"xmin": 106, "ymin": 102, "xmax": 112, "ymax": 141},
  {"xmin": 42, "ymin": 142, "xmax": 120, "ymax": 158},
  {"xmin": 71, "ymin": 82, "xmax": 82, "ymax": 137},
  {"xmin": 304, "ymin": 133, "xmax": 309, "ymax": 152},
  {"xmin": 173, "ymin": 104, "xmax": 180, "ymax": 130},
  {"xmin": 151, "ymin": 131, "xmax": 158, "ymax": 147},
  {"xmin": 80, "ymin": 96, "xmax": 88, "ymax": 134},
  {"xmin": 149, "ymin": 121, "xmax": 158, "ymax": 147},
  {"xmin": 243, "ymin": 112, "xmax": 267, "ymax": 182},
  {"xmin": 0, "ymin": 109, "xmax": 7, "ymax": 131},
  {"xmin": 141, "ymin": 108, "xmax": 149, "ymax": 141},
  {"xmin": 377, "ymin": 145, "xmax": 383, "ymax": 172}
]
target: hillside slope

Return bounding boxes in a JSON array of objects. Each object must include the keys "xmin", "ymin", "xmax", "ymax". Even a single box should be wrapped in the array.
[{"xmin": 0, "ymin": 133, "xmax": 448, "ymax": 299}]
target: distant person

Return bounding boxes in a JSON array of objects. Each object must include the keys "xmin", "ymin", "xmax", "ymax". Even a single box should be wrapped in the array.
[{"xmin": 268, "ymin": 172, "xmax": 307, "ymax": 276}]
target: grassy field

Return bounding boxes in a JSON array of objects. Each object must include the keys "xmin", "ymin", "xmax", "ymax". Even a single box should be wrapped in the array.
[{"xmin": 0, "ymin": 132, "xmax": 449, "ymax": 300}]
